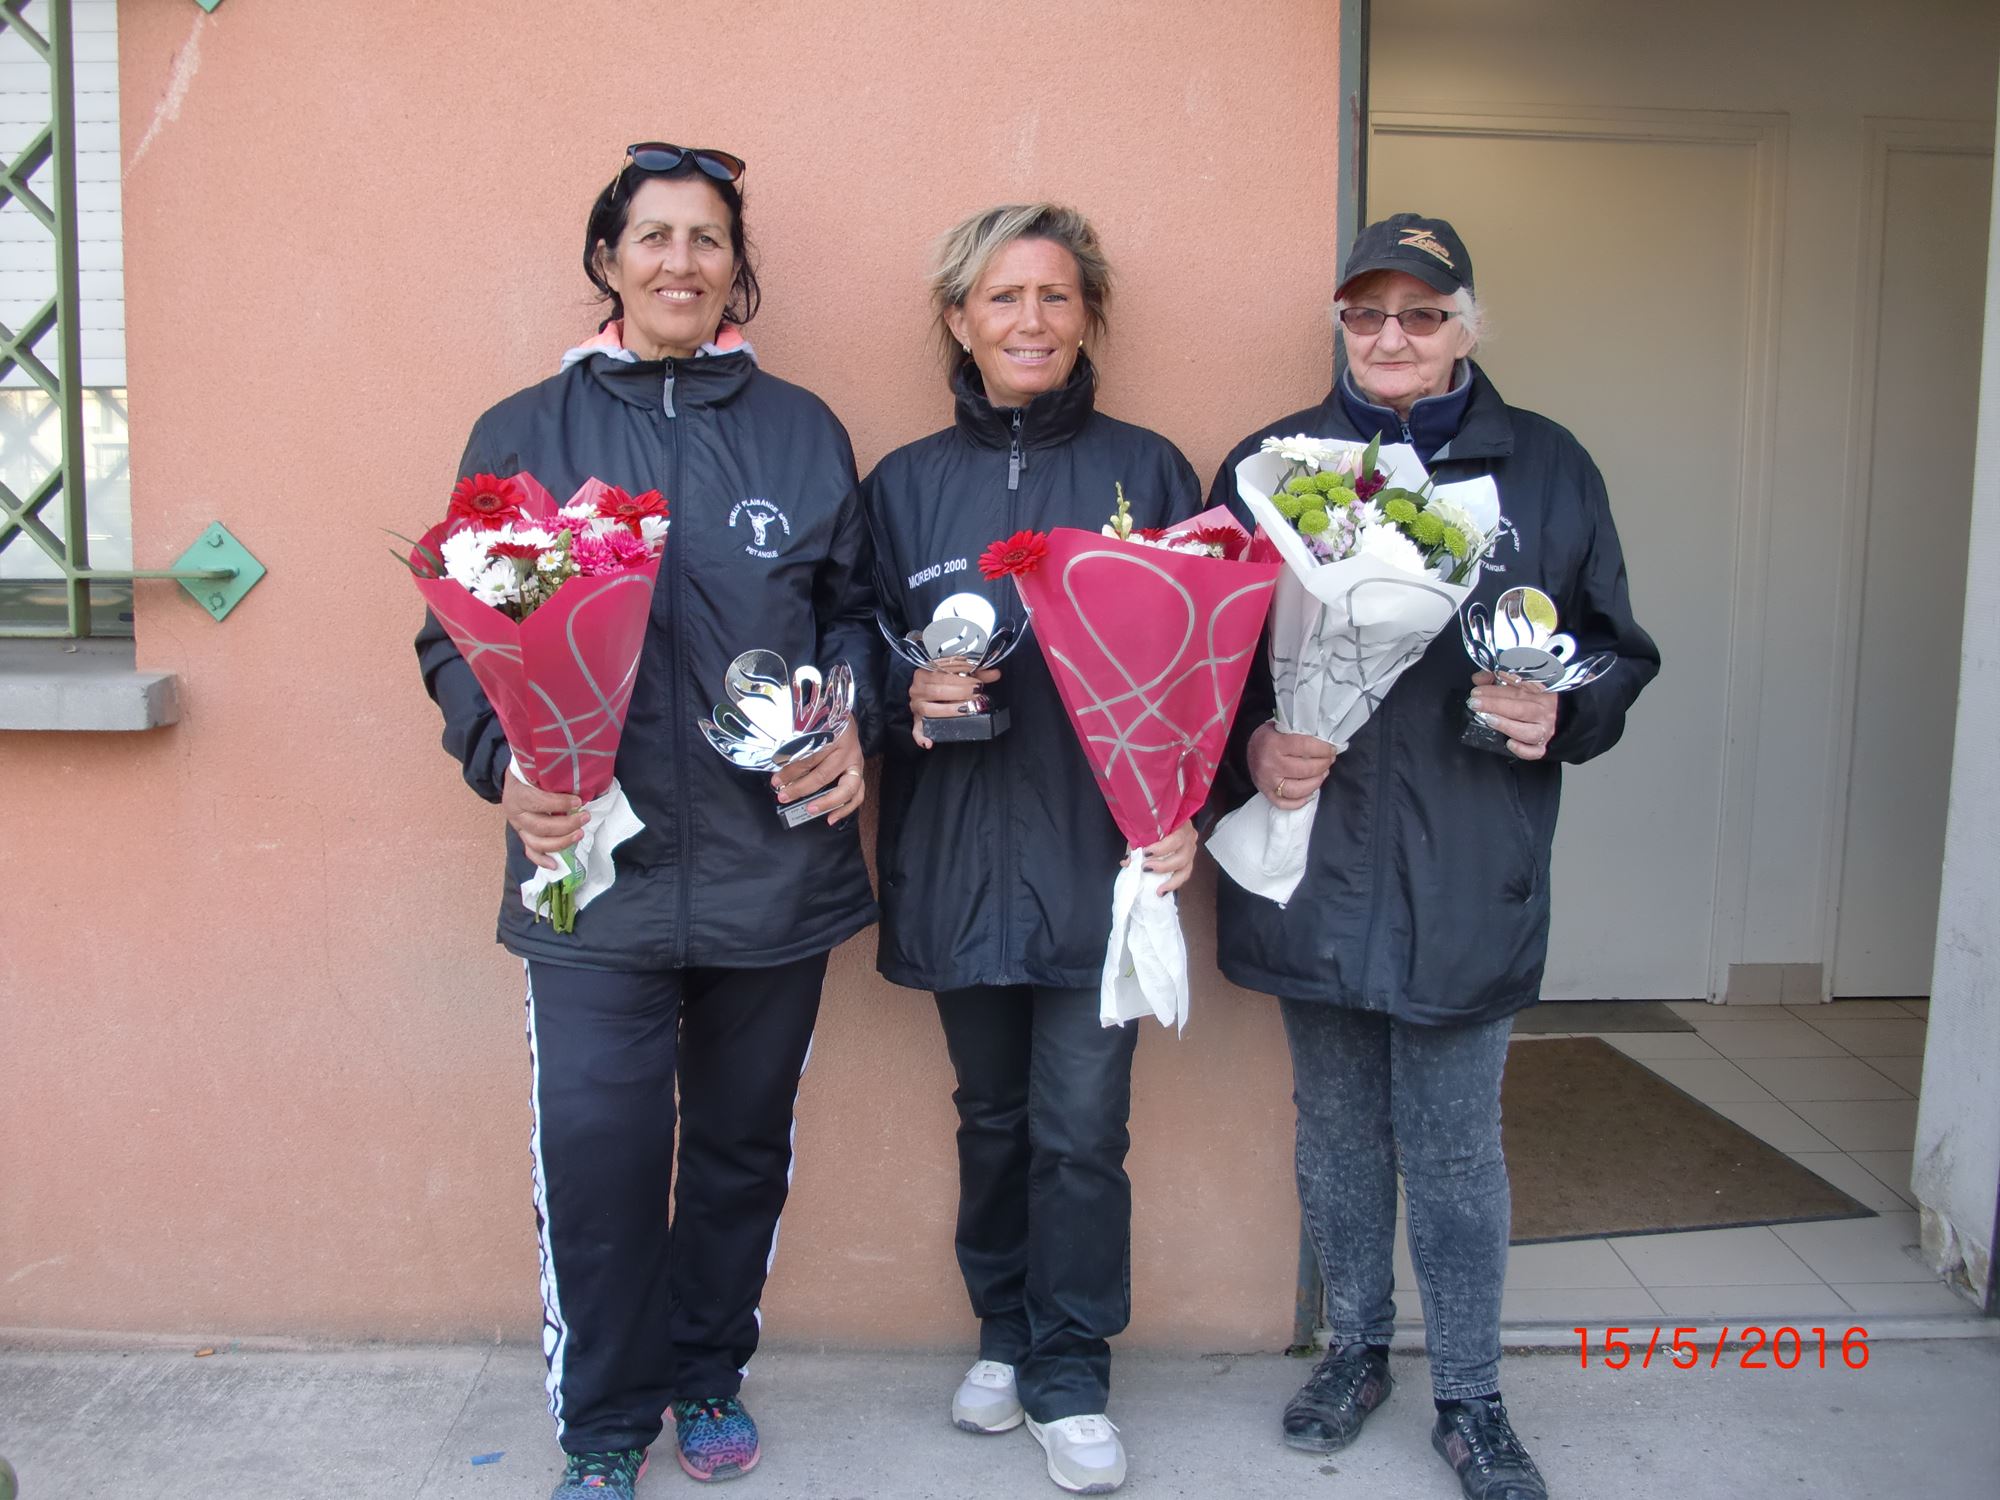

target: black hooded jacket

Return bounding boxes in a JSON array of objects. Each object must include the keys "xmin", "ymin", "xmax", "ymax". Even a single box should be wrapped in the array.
[
  {"xmin": 863, "ymin": 358, "xmax": 1201, "ymax": 991},
  {"xmin": 415, "ymin": 345, "xmax": 880, "ymax": 972},
  {"xmin": 1211, "ymin": 363, "xmax": 1661, "ymax": 1024}
]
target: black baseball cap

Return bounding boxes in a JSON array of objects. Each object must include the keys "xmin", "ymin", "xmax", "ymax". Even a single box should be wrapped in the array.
[{"xmin": 1337, "ymin": 212, "xmax": 1473, "ymax": 297}]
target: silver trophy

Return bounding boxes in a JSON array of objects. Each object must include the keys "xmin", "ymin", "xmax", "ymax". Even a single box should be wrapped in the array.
[
  {"xmin": 698, "ymin": 649, "xmax": 856, "ymax": 826},
  {"xmin": 1459, "ymin": 586, "xmax": 1614, "ymax": 755},
  {"xmin": 877, "ymin": 591, "xmax": 1027, "ymax": 742}
]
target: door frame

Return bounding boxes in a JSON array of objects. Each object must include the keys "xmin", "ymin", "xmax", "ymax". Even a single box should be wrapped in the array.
[{"xmin": 1821, "ymin": 116, "xmax": 1996, "ymax": 999}]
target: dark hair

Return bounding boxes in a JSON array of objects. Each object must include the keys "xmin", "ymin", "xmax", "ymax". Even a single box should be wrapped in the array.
[{"xmin": 583, "ymin": 159, "xmax": 761, "ymax": 330}]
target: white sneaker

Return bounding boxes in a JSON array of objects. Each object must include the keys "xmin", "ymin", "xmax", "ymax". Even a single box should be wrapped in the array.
[
  {"xmin": 952, "ymin": 1359, "xmax": 1025, "ymax": 1433},
  {"xmin": 1026, "ymin": 1413, "xmax": 1126, "ymax": 1494}
]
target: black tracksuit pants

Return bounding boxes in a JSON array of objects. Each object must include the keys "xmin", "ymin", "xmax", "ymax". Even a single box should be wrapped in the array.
[
  {"xmin": 934, "ymin": 983, "xmax": 1139, "ymax": 1421},
  {"xmin": 525, "ymin": 953, "xmax": 825, "ymax": 1455}
]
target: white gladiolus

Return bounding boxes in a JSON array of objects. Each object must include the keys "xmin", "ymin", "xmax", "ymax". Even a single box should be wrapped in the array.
[
  {"xmin": 1355, "ymin": 523, "xmax": 1429, "ymax": 577},
  {"xmin": 1260, "ymin": 434, "xmax": 1361, "ymax": 472}
]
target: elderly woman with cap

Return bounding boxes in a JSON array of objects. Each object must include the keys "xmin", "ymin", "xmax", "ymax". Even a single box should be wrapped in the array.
[{"xmin": 1209, "ymin": 213, "xmax": 1660, "ymax": 1500}]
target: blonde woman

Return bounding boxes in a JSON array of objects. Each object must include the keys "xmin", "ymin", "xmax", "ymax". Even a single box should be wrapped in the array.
[{"xmin": 860, "ymin": 204, "xmax": 1199, "ymax": 1494}]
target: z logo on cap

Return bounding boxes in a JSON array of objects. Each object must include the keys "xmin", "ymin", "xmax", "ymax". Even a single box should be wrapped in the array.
[{"xmin": 1398, "ymin": 228, "xmax": 1455, "ymax": 267}]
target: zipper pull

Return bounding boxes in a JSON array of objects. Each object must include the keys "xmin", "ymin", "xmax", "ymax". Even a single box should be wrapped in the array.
[
  {"xmin": 1400, "ymin": 419, "xmax": 1413, "ymax": 445},
  {"xmin": 1007, "ymin": 410, "xmax": 1023, "ymax": 491},
  {"xmin": 662, "ymin": 360, "xmax": 677, "ymax": 418}
]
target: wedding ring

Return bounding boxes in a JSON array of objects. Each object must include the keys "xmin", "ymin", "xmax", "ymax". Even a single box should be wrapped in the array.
[{"xmin": 1276, "ymin": 777, "xmax": 1289, "ymax": 800}]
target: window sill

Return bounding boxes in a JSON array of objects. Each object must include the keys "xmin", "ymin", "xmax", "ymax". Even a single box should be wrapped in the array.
[{"xmin": 0, "ymin": 638, "xmax": 181, "ymax": 731}]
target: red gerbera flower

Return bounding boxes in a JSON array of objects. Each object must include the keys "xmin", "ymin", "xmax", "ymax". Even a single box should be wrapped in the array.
[
  {"xmin": 1133, "ymin": 526, "xmax": 1169, "ymax": 542},
  {"xmin": 448, "ymin": 473, "xmax": 528, "ymax": 530},
  {"xmin": 488, "ymin": 541, "xmax": 544, "ymax": 561},
  {"xmin": 598, "ymin": 486, "xmax": 669, "ymax": 537},
  {"xmin": 1193, "ymin": 524, "xmax": 1246, "ymax": 559},
  {"xmin": 979, "ymin": 529, "xmax": 1051, "ymax": 580},
  {"xmin": 1354, "ymin": 468, "xmax": 1387, "ymax": 502}
]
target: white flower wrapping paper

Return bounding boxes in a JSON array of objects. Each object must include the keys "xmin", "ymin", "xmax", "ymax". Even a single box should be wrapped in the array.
[
  {"xmin": 509, "ymin": 757, "xmax": 647, "ymax": 921},
  {"xmin": 1206, "ymin": 443, "xmax": 1502, "ymax": 904},
  {"xmin": 1101, "ymin": 849, "xmax": 1191, "ymax": 1032}
]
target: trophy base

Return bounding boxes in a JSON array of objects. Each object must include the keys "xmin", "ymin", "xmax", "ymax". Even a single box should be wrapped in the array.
[
  {"xmin": 1460, "ymin": 709, "xmax": 1514, "ymax": 757},
  {"xmin": 922, "ymin": 707, "xmax": 1010, "ymax": 742},
  {"xmin": 776, "ymin": 797, "xmax": 835, "ymax": 828}
]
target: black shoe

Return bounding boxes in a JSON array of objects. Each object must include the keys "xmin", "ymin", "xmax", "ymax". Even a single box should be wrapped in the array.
[
  {"xmin": 1281, "ymin": 1342, "xmax": 1394, "ymax": 1453},
  {"xmin": 1431, "ymin": 1399, "xmax": 1548, "ymax": 1500}
]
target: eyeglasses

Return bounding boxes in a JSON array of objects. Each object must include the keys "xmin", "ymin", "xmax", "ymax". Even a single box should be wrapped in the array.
[
  {"xmin": 622, "ymin": 142, "xmax": 747, "ymax": 184},
  {"xmin": 1338, "ymin": 306, "xmax": 1458, "ymax": 337}
]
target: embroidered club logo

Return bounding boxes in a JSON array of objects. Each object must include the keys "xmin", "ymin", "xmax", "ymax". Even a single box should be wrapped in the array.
[
  {"xmin": 1398, "ymin": 227, "xmax": 1455, "ymax": 267},
  {"xmin": 728, "ymin": 498, "xmax": 791, "ymax": 559}
]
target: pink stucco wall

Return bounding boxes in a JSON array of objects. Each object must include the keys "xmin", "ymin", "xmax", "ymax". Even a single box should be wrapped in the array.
[{"xmin": 1, "ymin": 0, "xmax": 1340, "ymax": 1347}]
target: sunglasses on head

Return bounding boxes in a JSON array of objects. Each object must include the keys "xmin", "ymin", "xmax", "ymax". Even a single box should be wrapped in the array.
[{"xmin": 622, "ymin": 142, "xmax": 746, "ymax": 185}]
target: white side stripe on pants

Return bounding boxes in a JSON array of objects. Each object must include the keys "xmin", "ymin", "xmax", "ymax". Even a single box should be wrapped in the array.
[
  {"xmin": 744, "ymin": 1029, "xmax": 816, "ymax": 1374},
  {"xmin": 524, "ymin": 963, "xmax": 571, "ymax": 1437}
]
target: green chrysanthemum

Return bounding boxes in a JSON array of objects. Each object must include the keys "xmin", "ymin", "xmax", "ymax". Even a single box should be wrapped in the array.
[
  {"xmin": 1410, "ymin": 513, "xmax": 1447, "ymax": 547},
  {"xmin": 1285, "ymin": 475, "xmax": 1319, "ymax": 497},
  {"xmin": 1296, "ymin": 506, "xmax": 1331, "ymax": 536},
  {"xmin": 1383, "ymin": 497, "xmax": 1420, "ymax": 525},
  {"xmin": 1272, "ymin": 490, "xmax": 1307, "ymax": 521},
  {"xmin": 1326, "ymin": 485, "xmax": 1359, "ymax": 508},
  {"xmin": 1443, "ymin": 526, "xmax": 1471, "ymax": 559},
  {"xmin": 1311, "ymin": 472, "xmax": 1346, "ymax": 495}
]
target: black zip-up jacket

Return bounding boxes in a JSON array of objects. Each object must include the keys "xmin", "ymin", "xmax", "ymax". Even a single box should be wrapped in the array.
[
  {"xmin": 863, "ymin": 358, "xmax": 1201, "ymax": 992},
  {"xmin": 1211, "ymin": 362, "xmax": 1660, "ymax": 1024},
  {"xmin": 415, "ymin": 346, "xmax": 880, "ymax": 972}
]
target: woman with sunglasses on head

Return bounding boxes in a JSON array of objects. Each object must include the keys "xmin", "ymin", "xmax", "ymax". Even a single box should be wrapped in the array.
[
  {"xmin": 416, "ymin": 143, "xmax": 880, "ymax": 1500},
  {"xmin": 1209, "ymin": 213, "xmax": 1658, "ymax": 1500},
  {"xmin": 860, "ymin": 204, "xmax": 1201, "ymax": 1496}
]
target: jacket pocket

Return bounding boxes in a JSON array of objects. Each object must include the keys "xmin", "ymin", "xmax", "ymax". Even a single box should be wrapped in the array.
[{"xmin": 1501, "ymin": 772, "xmax": 1542, "ymax": 904}]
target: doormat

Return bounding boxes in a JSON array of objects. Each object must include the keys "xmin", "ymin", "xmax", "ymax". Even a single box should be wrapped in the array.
[
  {"xmin": 1512, "ymin": 1001, "xmax": 1693, "ymax": 1033},
  {"xmin": 1503, "ymin": 1037, "xmax": 1873, "ymax": 1244}
]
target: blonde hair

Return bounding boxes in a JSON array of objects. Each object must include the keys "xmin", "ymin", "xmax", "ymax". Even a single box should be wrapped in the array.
[{"xmin": 928, "ymin": 203, "xmax": 1113, "ymax": 368}]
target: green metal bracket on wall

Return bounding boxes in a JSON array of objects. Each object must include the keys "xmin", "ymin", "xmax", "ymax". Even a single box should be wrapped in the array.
[{"xmin": 171, "ymin": 522, "xmax": 264, "ymax": 621}]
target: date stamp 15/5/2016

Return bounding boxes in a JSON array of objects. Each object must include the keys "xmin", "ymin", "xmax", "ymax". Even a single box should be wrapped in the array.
[{"xmin": 1574, "ymin": 1326, "xmax": 1871, "ymax": 1371}]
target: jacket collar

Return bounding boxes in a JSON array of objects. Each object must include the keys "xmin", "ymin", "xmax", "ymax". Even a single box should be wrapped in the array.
[
  {"xmin": 1317, "ymin": 360, "xmax": 1515, "ymax": 464},
  {"xmin": 952, "ymin": 352, "xmax": 1098, "ymax": 451},
  {"xmin": 566, "ymin": 320, "xmax": 758, "ymax": 411}
]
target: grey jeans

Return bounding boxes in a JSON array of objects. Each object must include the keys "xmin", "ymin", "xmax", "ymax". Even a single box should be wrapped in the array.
[{"xmin": 1281, "ymin": 999, "xmax": 1513, "ymax": 1401}]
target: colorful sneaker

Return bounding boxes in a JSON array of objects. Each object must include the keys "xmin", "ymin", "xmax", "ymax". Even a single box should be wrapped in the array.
[
  {"xmin": 671, "ymin": 1396, "xmax": 761, "ymax": 1482},
  {"xmin": 1025, "ymin": 1413, "xmax": 1126, "ymax": 1494},
  {"xmin": 1432, "ymin": 1399, "xmax": 1549, "ymax": 1500},
  {"xmin": 550, "ymin": 1448, "xmax": 646, "ymax": 1499},
  {"xmin": 953, "ymin": 1359, "xmax": 1026, "ymax": 1433}
]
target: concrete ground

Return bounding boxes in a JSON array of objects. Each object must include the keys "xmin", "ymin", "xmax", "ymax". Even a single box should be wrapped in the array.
[{"xmin": 2, "ymin": 1338, "xmax": 1997, "ymax": 1499}]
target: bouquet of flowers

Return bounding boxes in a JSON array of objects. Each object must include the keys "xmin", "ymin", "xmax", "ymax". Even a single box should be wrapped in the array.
[
  {"xmin": 402, "ymin": 473, "xmax": 667, "ymax": 931},
  {"xmin": 982, "ymin": 486, "xmax": 1282, "ymax": 1029},
  {"xmin": 1205, "ymin": 434, "xmax": 1504, "ymax": 904}
]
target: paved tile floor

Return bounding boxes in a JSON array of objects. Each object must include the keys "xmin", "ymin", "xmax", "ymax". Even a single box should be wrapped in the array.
[{"xmin": 1458, "ymin": 997, "xmax": 1977, "ymax": 1327}]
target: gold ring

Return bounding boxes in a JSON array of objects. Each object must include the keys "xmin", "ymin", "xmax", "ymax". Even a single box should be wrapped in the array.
[{"xmin": 1276, "ymin": 777, "xmax": 1289, "ymax": 800}]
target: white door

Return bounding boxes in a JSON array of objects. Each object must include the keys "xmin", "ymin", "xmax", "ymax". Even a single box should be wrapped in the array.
[
  {"xmin": 1832, "ymin": 138, "xmax": 1992, "ymax": 995},
  {"xmin": 1368, "ymin": 121, "xmax": 1771, "ymax": 998}
]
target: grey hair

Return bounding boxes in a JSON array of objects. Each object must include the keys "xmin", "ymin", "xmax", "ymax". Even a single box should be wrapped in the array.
[
  {"xmin": 1334, "ymin": 273, "xmax": 1487, "ymax": 353},
  {"xmin": 929, "ymin": 202, "xmax": 1112, "ymax": 369}
]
